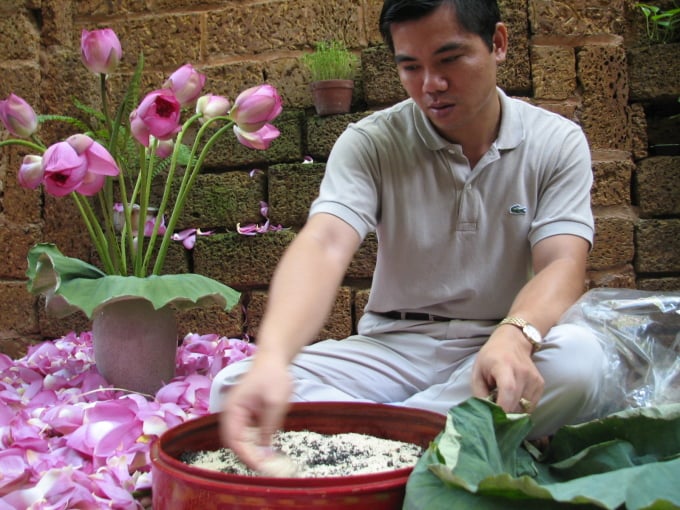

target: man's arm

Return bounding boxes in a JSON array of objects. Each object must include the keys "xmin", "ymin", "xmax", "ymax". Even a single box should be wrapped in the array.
[
  {"xmin": 220, "ymin": 212, "xmax": 362, "ymax": 470},
  {"xmin": 470, "ymin": 233, "xmax": 590, "ymax": 412}
]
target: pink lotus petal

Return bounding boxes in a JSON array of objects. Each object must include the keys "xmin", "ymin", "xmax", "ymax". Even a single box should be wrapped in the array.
[
  {"xmin": 0, "ymin": 452, "xmax": 30, "ymax": 496},
  {"xmin": 3, "ymin": 329, "xmax": 256, "ymax": 506}
]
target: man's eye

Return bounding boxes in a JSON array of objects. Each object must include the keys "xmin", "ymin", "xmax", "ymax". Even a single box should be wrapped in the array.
[{"xmin": 442, "ymin": 55, "xmax": 460, "ymax": 64}]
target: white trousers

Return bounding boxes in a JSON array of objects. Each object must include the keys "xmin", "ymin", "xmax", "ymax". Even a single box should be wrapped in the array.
[{"xmin": 209, "ymin": 312, "xmax": 607, "ymax": 438}]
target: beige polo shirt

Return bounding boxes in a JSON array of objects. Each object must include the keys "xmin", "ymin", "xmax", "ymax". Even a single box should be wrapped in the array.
[{"xmin": 308, "ymin": 88, "xmax": 594, "ymax": 320}]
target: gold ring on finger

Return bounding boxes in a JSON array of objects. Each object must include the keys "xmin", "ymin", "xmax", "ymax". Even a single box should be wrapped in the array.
[{"xmin": 519, "ymin": 397, "xmax": 534, "ymax": 413}]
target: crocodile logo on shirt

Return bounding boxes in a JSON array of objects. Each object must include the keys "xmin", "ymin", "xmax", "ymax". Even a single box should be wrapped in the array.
[{"xmin": 509, "ymin": 204, "xmax": 527, "ymax": 215}]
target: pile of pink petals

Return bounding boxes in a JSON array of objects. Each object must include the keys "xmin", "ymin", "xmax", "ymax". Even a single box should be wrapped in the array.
[{"xmin": 0, "ymin": 331, "xmax": 256, "ymax": 509}]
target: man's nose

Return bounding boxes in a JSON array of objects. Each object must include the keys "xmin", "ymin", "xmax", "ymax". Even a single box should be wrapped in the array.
[{"xmin": 422, "ymin": 69, "xmax": 447, "ymax": 93}]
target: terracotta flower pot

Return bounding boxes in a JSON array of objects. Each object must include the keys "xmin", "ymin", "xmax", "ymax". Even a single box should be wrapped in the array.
[
  {"xmin": 151, "ymin": 402, "xmax": 446, "ymax": 509},
  {"xmin": 92, "ymin": 298, "xmax": 178, "ymax": 395},
  {"xmin": 310, "ymin": 79, "xmax": 354, "ymax": 116}
]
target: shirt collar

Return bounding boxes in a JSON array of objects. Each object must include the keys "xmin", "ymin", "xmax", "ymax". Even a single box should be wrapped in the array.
[{"xmin": 412, "ymin": 87, "xmax": 525, "ymax": 152}]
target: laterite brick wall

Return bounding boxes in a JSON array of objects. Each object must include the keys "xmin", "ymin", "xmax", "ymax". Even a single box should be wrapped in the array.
[{"xmin": 0, "ymin": 0, "xmax": 678, "ymax": 357}]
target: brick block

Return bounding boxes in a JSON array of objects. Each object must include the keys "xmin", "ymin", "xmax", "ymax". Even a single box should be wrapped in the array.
[
  {"xmin": 361, "ymin": 46, "xmax": 406, "ymax": 106},
  {"xmin": 635, "ymin": 219, "xmax": 680, "ymax": 273},
  {"xmin": 637, "ymin": 277, "xmax": 680, "ymax": 291},
  {"xmin": 629, "ymin": 102, "xmax": 648, "ymax": 160},
  {"xmin": 0, "ymin": 219, "xmax": 42, "ymax": 279},
  {"xmin": 0, "ymin": 8, "xmax": 40, "ymax": 60},
  {"xmin": 104, "ymin": 15, "xmax": 202, "ymax": 72},
  {"xmin": 73, "ymin": 0, "xmax": 143, "ymax": 16},
  {"xmin": 588, "ymin": 211, "xmax": 635, "ymax": 270},
  {"xmin": 635, "ymin": 156, "xmax": 680, "ymax": 217},
  {"xmin": 246, "ymin": 287, "xmax": 353, "ymax": 342},
  {"xmin": 204, "ymin": 109, "xmax": 304, "ymax": 168},
  {"xmin": 3, "ymin": 149, "xmax": 43, "ymax": 225},
  {"xmin": 647, "ymin": 107, "xmax": 680, "ymax": 152},
  {"xmin": 530, "ymin": 99, "xmax": 580, "ymax": 121},
  {"xmin": 347, "ymin": 233, "xmax": 377, "ymax": 279},
  {"xmin": 364, "ymin": 0, "xmax": 384, "ymax": 45},
  {"xmin": 0, "ymin": 62, "xmax": 41, "ymax": 103},
  {"xmin": 194, "ymin": 230, "xmax": 295, "ymax": 288},
  {"xmin": 627, "ymin": 43, "xmax": 680, "ymax": 101},
  {"xmin": 178, "ymin": 171, "xmax": 266, "ymax": 230},
  {"xmin": 306, "ymin": 112, "xmax": 369, "ymax": 160},
  {"xmin": 261, "ymin": 57, "xmax": 312, "ymax": 111},
  {"xmin": 40, "ymin": 0, "xmax": 74, "ymax": 47},
  {"xmin": 206, "ymin": 1, "xmax": 364, "ymax": 57},
  {"xmin": 591, "ymin": 157, "xmax": 633, "ymax": 207},
  {"xmin": 201, "ymin": 62, "xmax": 270, "ymax": 110},
  {"xmin": 0, "ymin": 281, "xmax": 39, "ymax": 337},
  {"xmin": 577, "ymin": 44, "xmax": 630, "ymax": 151},
  {"xmin": 354, "ymin": 288, "xmax": 370, "ymax": 326},
  {"xmin": 176, "ymin": 303, "xmax": 244, "ymax": 339},
  {"xmin": 530, "ymin": 45, "xmax": 576, "ymax": 100},
  {"xmin": 0, "ymin": 336, "xmax": 39, "ymax": 359},
  {"xmin": 498, "ymin": 0, "xmax": 532, "ymax": 94},
  {"xmin": 38, "ymin": 304, "xmax": 91, "ymax": 341},
  {"xmin": 39, "ymin": 47, "xmax": 99, "ymax": 140},
  {"xmin": 529, "ymin": 0, "xmax": 627, "ymax": 36},
  {"xmin": 586, "ymin": 266, "xmax": 637, "ymax": 289},
  {"xmin": 43, "ymin": 195, "xmax": 94, "ymax": 264},
  {"xmin": 269, "ymin": 163, "xmax": 325, "ymax": 227}
]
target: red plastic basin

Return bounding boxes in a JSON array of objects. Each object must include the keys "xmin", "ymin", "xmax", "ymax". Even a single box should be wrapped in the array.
[{"xmin": 151, "ymin": 402, "xmax": 446, "ymax": 509}]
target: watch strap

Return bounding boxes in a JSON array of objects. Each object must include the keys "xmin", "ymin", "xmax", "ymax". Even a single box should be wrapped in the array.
[{"xmin": 498, "ymin": 316, "xmax": 542, "ymax": 353}]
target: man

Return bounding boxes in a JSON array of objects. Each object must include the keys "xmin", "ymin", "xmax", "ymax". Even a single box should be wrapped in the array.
[{"xmin": 210, "ymin": 0, "xmax": 605, "ymax": 472}]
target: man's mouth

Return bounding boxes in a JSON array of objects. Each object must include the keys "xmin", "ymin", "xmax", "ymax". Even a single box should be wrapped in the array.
[{"xmin": 428, "ymin": 102, "xmax": 455, "ymax": 115}]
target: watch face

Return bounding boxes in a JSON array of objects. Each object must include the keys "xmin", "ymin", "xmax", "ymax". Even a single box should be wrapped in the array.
[{"xmin": 523, "ymin": 324, "xmax": 542, "ymax": 345}]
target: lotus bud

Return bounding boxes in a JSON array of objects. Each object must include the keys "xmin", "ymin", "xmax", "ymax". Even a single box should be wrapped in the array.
[
  {"xmin": 163, "ymin": 64, "xmax": 206, "ymax": 106},
  {"xmin": 230, "ymin": 84, "xmax": 283, "ymax": 133},
  {"xmin": 18, "ymin": 155, "xmax": 44, "ymax": 189},
  {"xmin": 196, "ymin": 94, "xmax": 231, "ymax": 124},
  {"xmin": 151, "ymin": 136, "xmax": 175, "ymax": 159},
  {"xmin": 80, "ymin": 28, "xmax": 122, "ymax": 75},
  {"xmin": 0, "ymin": 93, "xmax": 38, "ymax": 137}
]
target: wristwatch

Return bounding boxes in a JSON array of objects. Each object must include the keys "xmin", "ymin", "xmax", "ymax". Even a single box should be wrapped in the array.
[{"xmin": 498, "ymin": 316, "xmax": 543, "ymax": 354}]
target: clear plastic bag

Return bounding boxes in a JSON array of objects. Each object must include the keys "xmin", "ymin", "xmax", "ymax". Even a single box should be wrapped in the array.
[{"xmin": 559, "ymin": 288, "xmax": 680, "ymax": 415}]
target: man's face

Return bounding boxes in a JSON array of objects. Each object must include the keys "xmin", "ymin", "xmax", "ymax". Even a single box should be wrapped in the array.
[{"xmin": 390, "ymin": 4, "xmax": 506, "ymax": 144}]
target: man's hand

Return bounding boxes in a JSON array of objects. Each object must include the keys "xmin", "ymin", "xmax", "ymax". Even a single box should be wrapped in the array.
[
  {"xmin": 218, "ymin": 354, "xmax": 292, "ymax": 473},
  {"xmin": 470, "ymin": 325, "xmax": 544, "ymax": 413}
]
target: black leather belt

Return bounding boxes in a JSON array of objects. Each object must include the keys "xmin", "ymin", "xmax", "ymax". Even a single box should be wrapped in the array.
[{"xmin": 379, "ymin": 311, "xmax": 452, "ymax": 321}]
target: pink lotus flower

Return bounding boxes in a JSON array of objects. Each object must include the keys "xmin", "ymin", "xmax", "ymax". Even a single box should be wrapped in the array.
[
  {"xmin": 41, "ymin": 134, "xmax": 120, "ymax": 197},
  {"xmin": 196, "ymin": 94, "xmax": 231, "ymax": 124},
  {"xmin": 130, "ymin": 89, "xmax": 182, "ymax": 147},
  {"xmin": 17, "ymin": 155, "xmax": 43, "ymax": 189},
  {"xmin": 0, "ymin": 93, "xmax": 38, "ymax": 137},
  {"xmin": 163, "ymin": 64, "xmax": 206, "ymax": 106},
  {"xmin": 41, "ymin": 141, "xmax": 89, "ymax": 196},
  {"xmin": 80, "ymin": 28, "xmax": 122, "ymax": 74},
  {"xmin": 230, "ymin": 84, "xmax": 283, "ymax": 132},
  {"xmin": 233, "ymin": 123, "xmax": 280, "ymax": 150}
]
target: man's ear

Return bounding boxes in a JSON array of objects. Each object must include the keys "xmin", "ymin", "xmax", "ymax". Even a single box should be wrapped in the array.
[{"xmin": 492, "ymin": 22, "xmax": 508, "ymax": 63}]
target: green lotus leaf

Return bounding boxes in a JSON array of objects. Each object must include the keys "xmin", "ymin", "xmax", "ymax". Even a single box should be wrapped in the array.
[
  {"xmin": 405, "ymin": 398, "xmax": 680, "ymax": 510},
  {"xmin": 26, "ymin": 243, "xmax": 240, "ymax": 319}
]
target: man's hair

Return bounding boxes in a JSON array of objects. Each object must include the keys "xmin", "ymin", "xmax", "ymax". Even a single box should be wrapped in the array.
[{"xmin": 379, "ymin": 0, "xmax": 501, "ymax": 52}]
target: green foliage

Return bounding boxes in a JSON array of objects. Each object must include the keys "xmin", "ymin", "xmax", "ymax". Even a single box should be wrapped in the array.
[
  {"xmin": 405, "ymin": 399, "xmax": 680, "ymax": 510},
  {"xmin": 301, "ymin": 40, "xmax": 358, "ymax": 81},
  {"xmin": 636, "ymin": 2, "xmax": 680, "ymax": 43}
]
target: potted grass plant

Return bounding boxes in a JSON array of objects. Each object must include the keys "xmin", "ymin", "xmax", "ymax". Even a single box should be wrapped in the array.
[{"xmin": 301, "ymin": 40, "xmax": 358, "ymax": 116}]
